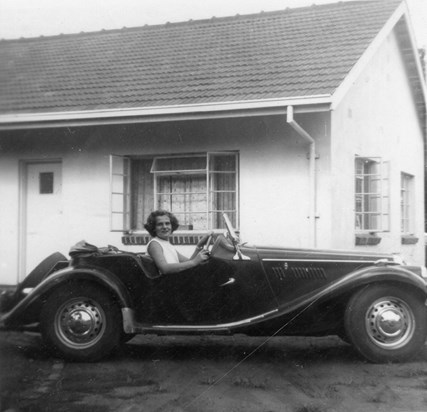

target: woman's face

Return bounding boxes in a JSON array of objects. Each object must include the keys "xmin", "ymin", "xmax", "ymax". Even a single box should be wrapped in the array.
[{"xmin": 154, "ymin": 215, "xmax": 172, "ymax": 240}]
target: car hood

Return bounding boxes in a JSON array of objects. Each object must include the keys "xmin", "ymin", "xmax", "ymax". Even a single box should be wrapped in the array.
[{"xmin": 250, "ymin": 244, "xmax": 394, "ymax": 263}]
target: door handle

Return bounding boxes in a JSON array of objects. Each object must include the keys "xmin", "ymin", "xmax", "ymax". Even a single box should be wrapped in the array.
[{"xmin": 220, "ymin": 278, "xmax": 235, "ymax": 287}]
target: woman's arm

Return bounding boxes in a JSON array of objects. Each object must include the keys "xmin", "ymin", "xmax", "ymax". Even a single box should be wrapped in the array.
[
  {"xmin": 148, "ymin": 241, "xmax": 209, "ymax": 275},
  {"xmin": 190, "ymin": 232, "xmax": 214, "ymax": 259}
]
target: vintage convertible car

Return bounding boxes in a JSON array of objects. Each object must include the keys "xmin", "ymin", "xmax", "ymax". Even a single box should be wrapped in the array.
[{"xmin": 1, "ymin": 214, "xmax": 427, "ymax": 363}]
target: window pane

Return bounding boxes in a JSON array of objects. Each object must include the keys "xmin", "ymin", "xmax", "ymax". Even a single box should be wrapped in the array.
[
  {"xmin": 131, "ymin": 158, "xmax": 153, "ymax": 230},
  {"xmin": 184, "ymin": 213, "xmax": 207, "ymax": 230},
  {"xmin": 112, "ymin": 193, "xmax": 125, "ymax": 212},
  {"xmin": 369, "ymin": 214, "xmax": 381, "ymax": 231},
  {"xmin": 130, "ymin": 152, "xmax": 238, "ymax": 231},
  {"xmin": 169, "ymin": 211, "xmax": 207, "ymax": 230},
  {"xmin": 158, "ymin": 193, "xmax": 207, "ymax": 212},
  {"xmin": 111, "ymin": 156, "xmax": 127, "ymax": 175},
  {"xmin": 157, "ymin": 174, "xmax": 207, "ymax": 230},
  {"xmin": 211, "ymin": 211, "xmax": 237, "ymax": 229},
  {"xmin": 367, "ymin": 195, "xmax": 381, "ymax": 213},
  {"xmin": 209, "ymin": 153, "xmax": 238, "ymax": 229},
  {"xmin": 39, "ymin": 172, "xmax": 54, "ymax": 194},
  {"xmin": 355, "ymin": 194, "xmax": 362, "ymax": 213},
  {"xmin": 158, "ymin": 175, "xmax": 206, "ymax": 193},
  {"xmin": 110, "ymin": 155, "xmax": 131, "ymax": 232},
  {"xmin": 111, "ymin": 212, "xmax": 129, "ymax": 231},
  {"xmin": 355, "ymin": 157, "xmax": 387, "ymax": 231},
  {"xmin": 210, "ymin": 154, "xmax": 236, "ymax": 172},
  {"xmin": 400, "ymin": 173, "xmax": 413, "ymax": 233},
  {"xmin": 211, "ymin": 192, "xmax": 236, "ymax": 212},
  {"xmin": 153, "ymin": 156, "xmax": 206, "ymax": 173},
  {"xmin": 369, "ymin": 177, "xmax": 380, "ymax": 193},
  {"xmin": 210, "ymin": 173, "xmax": 236, "ymax": 191},
  {"xmin": 112, "ymin": 174, "xmax": 125, "ymax": 193}
]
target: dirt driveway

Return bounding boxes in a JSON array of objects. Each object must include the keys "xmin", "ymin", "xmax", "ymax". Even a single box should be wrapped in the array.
[{"xmin": 1, "ymin": 331, "xmax": 427, "ymax": 412}]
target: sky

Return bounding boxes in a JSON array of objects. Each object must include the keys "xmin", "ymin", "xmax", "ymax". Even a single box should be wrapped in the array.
[{"xmin": 0, "ymin": 0, "xmax": 426, "ymax": 48}]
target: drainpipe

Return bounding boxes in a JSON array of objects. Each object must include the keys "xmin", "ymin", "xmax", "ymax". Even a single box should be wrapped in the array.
[{"xmin": 286, "ymin": 105, "xmax": 317, "ymax": 248}]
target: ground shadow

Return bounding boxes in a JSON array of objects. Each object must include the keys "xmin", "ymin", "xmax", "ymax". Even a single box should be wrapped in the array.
[{"xmin": 117, "ymin": 334, "xmax": 363, "ymax": 364}]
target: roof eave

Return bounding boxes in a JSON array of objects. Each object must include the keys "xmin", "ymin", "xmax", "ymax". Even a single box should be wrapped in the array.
[
  {"xmin": 0, "ymin": 95, "xmax": 332, "ymax": 131},
  {"xmin": 331, "ymin": 1, "xmax": 426, "ymax": 120},
  {"xmin": 400, "ymin": 0, "xmax": 427, "ymax": 99}
]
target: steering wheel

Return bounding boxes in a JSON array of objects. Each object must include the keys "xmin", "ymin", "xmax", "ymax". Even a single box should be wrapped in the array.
[
  {"xmin": 203, "ymin": 234, "xmax": 214, "ymax": 251},
  {"xmin": 222, "ymin": 213, "xmax": 239, "ymax": 245}
]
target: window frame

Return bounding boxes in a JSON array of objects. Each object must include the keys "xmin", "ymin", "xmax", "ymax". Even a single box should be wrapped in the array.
[
  {"xmin": 110, "ymin": 151, "xmax": 239, "ymax": 233},
  {"xmin": 354, "ymin": 156, "xmax": 389, "ymax": 233},
  {"xmin": 151, "ymin": 152, "xmax": 239, "ymax": 231},
  {"xmin": 400, "ymin": 172, "xmax": 414, "ymax": 235},
  {"xmin": 109, "ymin": 154, "xmax": 131, "ymax": 232}
]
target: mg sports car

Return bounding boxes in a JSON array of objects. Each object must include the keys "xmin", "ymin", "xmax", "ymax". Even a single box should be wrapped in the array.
[{"xmin": 1, "ymin": 214, "xmax": 427, "ymax": 363}]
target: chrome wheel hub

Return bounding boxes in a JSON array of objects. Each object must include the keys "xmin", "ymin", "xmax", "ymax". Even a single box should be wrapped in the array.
[
  {"xmin": 366, "ymin": 297, "xmax": 415, "ymax": 349},
  {"xmin": 55, "ymin": 298, "xmax": 105, "ymax": 348}
]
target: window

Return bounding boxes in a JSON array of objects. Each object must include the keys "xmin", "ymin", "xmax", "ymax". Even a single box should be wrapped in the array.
[
  {"xmin": 110, "ymin": 152, "xmax": 238, "ymax": 232},
  {"xmin": 110, "ymin": 155, "xmax": 131, "ymax": 231},
  {"xmin": 355, "ymin": 157, "xmax": 389, "ymax": 232},
  {"xmin": 401, "ymin": 173, "xmax": 414, "ymax": 234},
  {"xmin": 39, "ymin": 172, "xmax": 54, "ymax": 194}
]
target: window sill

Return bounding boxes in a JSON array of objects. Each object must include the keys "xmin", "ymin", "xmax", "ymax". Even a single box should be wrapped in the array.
[
  {"xmin": 122, "ymin": 232, "xmax": 206, "ymax": 246},
  {"xmin": 355, "ymin": 233, "xmax": 382, "ymax": 246},
  {"xmin": 401, "ymin": 235, "xmax": 418, "ymax": 245}
]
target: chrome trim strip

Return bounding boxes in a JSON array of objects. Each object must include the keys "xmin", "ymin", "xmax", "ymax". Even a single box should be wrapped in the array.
[
  {"xmin": 262, "ymin": 258, "xmax": 379, "ymax": 264},
  {"xmin": 151, "ymin": 309, "xmax": 279, "ymax": 330}
]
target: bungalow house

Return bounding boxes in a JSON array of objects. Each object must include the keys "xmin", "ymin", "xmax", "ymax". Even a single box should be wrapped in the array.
[{"xmin": 0, "ymin": 0, "xmax": 425, "ymax": 285}]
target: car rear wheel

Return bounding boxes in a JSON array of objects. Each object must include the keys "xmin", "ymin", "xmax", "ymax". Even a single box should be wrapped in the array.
[
  {"xmin": 344, "ymin": 284, "xmax": 427, "ymax": 363},
  {"xmin": 40, "ymin": 283, "xmax": 122, "ymax": 361}
]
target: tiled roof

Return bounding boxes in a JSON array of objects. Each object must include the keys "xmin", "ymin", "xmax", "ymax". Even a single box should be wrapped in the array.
[{"xmin": 0, "ymin": 0, "xmax": 402, "ymax": 115}]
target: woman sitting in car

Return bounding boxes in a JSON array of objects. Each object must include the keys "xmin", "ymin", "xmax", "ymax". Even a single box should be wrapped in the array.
[{"xmin": 144, "ymin": 209, "xmax": 212, "ymax": 275}]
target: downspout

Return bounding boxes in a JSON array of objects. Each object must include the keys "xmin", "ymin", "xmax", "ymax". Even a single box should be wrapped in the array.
[{"xmin": 286, "ymin": 106, "xmax": 317, "ymax": 248}]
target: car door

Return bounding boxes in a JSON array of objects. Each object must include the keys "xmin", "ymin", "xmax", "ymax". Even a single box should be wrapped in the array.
[{"xmin": 147, "ymin": 246, "xmax": 278, "ymax": 325}]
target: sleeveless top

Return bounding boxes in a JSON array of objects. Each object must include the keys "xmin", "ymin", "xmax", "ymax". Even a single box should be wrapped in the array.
[{"xmin": 147, "ymin": 237, "xmax": 180, "ymax": 265}]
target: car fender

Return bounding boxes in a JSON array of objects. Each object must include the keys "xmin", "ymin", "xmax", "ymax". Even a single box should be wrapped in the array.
[
  {"xmin": 1, "ymin": 265, "xmax": 133, "ymax": 327},
  {"xmin": 330, "ymin": 264, "xmax": 427, "ymax": 297},
  {"xmin": 276, "ymin": 264, "xmax": 427, "ymax": 316}
]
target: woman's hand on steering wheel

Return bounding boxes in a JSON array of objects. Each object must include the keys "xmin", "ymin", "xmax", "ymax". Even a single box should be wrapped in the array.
[
  {"xmin": 197, "ymin": 231, "xmax": 215, "ymax": 250},
  {"xmin": 194, "ymin": 249, "xmax": 210, "ymax": 265}
]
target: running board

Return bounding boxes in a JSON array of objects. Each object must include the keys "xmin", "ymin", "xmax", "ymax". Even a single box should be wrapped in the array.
[{"xmin": 121, "ymin": 308, "xmax": 278, "ymax": 334}]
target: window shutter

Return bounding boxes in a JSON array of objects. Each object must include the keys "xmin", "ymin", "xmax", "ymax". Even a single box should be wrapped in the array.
[
  {"xmin": 110, "ymin": 155, "xmax": 131, "ymax": 232},
  {"xmin": 380, "ymin": 159, "xmax": 390, "ymax": 231},
  {"xmin": 208, "ymin": 152, "xmax": 238, "ymax": 229}
]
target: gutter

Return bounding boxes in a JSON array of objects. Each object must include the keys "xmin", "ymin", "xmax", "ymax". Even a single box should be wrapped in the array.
[
  {"xmin": 286, "ymin": 105, "xmax": 317, "ymax": 248},
  {"xmin": 0, "ymin": 95, "xmax": 332, "ymax": 130}
]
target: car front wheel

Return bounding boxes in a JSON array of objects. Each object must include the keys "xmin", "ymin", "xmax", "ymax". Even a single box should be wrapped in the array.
[
  {"xmin": 40, "ymin": 283, "xmax": 122, "ymax": 361},
  {"xmin": 344, "ymin": 284, "xmax": 427, "ymax": 363}
]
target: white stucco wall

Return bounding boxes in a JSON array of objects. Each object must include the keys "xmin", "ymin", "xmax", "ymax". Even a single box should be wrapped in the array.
[
  {"xmin": 330, "ymin": 29, "xmax": 425, "ymax": 264},
  {"xmin": 0, "ymin": 158, "xmax": 20, "ymax": 282},
  {"xmin": 0, "ymin": 115, "xmax": 330, "ymax": 285},
  {"xmin": 0, "ymin": 28, "xmax": 424, "ymax": 285}
]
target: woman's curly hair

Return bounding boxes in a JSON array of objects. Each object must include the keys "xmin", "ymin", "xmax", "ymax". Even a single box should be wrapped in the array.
[{"xmin": 144, "ymin": 210, "xmax": 179, "ymax": 237}]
